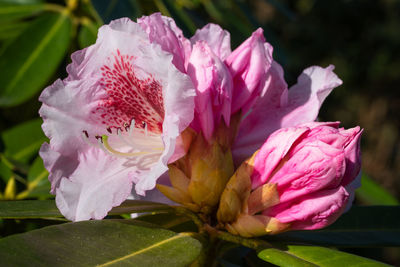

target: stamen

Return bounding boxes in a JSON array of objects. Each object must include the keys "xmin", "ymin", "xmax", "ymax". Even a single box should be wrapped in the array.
[
  {"xmin": 82, "ymin": 131, "xmax": 98, "ymax": 147},
  {"xmin": 101, "ymin": 135, "xmax": 154, "ymax": 157},
  {"xmin": 128, "ymin": 119, "xmax": 135, "ymax": 136},
  {"xmin": 144, "ymin": 122, "xmax": 148, "ymax": 136}
]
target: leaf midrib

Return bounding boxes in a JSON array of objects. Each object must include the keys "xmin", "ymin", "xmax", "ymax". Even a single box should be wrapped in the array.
[
  {"xmin": 4, "ymin": 12, "xmax": 67, "ymax": 95},
  {"xmin": 97, "ymin": 233, "xmax": 193, "ymax": 266}
]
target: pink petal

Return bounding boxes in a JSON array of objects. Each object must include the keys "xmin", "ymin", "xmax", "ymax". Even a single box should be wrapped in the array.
[
  {"xmin": 225, "ymin": 28, "xmax": 273, "ymax": 115},
  {"xmin": 191, "ymin": 23, "xmax": 231, "ymax": 60},
  {"xmin": 251, "ymin": 126, "xmax": 309, "ymax": 188},
  {"xmin": 341, "ymin": 128, "xmax": 363, "ymax": 186},
  {"xmin": 187, "ymin": 41, "xmax": 233, "ymax": 141},
  {"xmin": 138, "ymin": 13, "xmax": 191, "ymax": 72},
  {"xmin": 41, "ymin": 144, "xmax": 134, "ymax": 221},
  {"xmin": 343, "ymin": 171, "xmax": 361, "ymax": 212},
  {"xmin": 233, "ymin": 65, "xmax": 342, "ymax": 164},
  {"xmin": 283, "ymin": 65, "xmax": 342, "ymax": 127},
  {"xmin": 267, "ymin": 186, "xmax": 349, "ymax": 230},
  {"xmin": 40, "ymin": 143, "xmax": 78, "ymax": 193},
  {"xmin": 269, "ymin": 140, "xmax": 346, "ymax": 203}
]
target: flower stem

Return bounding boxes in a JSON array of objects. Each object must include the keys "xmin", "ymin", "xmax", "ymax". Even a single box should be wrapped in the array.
[
  {"xmin": 172, "ymin": 206, "xmax": 205, "ymax": 233},
  {"xmin": 203, "ymin": 224, "xmax": 272, "ymax": 250}
]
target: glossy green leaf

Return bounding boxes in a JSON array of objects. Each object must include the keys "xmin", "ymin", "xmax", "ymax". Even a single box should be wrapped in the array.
[
  {"xmin": 0, "ymin": 220, "xmax": 202, "ymax": 266},
  {"xmin": 0, "ymin": 200, "xmax": 60, "ymax": 218},
  {"xmin": 356, "ymin": 173, "xmax": 399, "ymax": 205},
  {"xmin": 258, "ymin": 245, "xmax": 390, "ymax": 267},
  {"xmin": 108, "ymin": 199, "xmax": 172, "ymax": 215},
  {"xmin": 0, "ymin": 199, "xmax": 172, "ymax": 219},
  {"xmin": 0, "ymin": 159, "xmax": 13, "ymax": 184},
  {"xmin": 0, "ymin": 11, "xmax": 72, "ymax": 107},
  {"xmin": 0, "ymin": 20, "xmax": 28, "ymax": 40},
  {"xmin": 0, "ymin": 2, "xmax": 44, "ymax": 22},
  {"xmin": 26, "ymin": 156, "xmax": 47, "ymax": 183},
  {"xmin": 1, "ymin": 118, "xmax": 46, "ymax": 163},
  {"xmin": 266, "ymin": 206, "xmax": 400, "ymax": 247},
  {"xmin": 17, "ymin": 156, "xmax": 51, "ymax": 199},
  {"xmin": 78, "ymin": 18, "xmax": 100, "ymax": 48}
]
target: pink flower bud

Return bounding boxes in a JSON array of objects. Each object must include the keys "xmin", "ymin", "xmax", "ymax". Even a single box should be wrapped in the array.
[
  {"xmin": 225, "ymin": 28, "xmax": 273, "ymax": 115},
  {"xmin": 252, "ymin": 122, "xmax": 363, "ymax": 231},
  {"xmin": 217, "ymin": 122, "xmax": 362, "ymax": 236}
]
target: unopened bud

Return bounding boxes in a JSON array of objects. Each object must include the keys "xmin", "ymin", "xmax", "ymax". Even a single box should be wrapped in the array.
[
  {"xmin": 217, "ymin": 122, "xmax": 363, "ymax": 237},
  {"xmin": 159, "ymin": 131, "xmax": 235, "ymax": 215}
]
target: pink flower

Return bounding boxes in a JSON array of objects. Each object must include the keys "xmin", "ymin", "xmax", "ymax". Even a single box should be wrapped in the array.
[
  {"xmin": 218, "ymin": 122, "xmax": 362, "ymax": 236},
  {"xmin": 39, "ymin": 17, "xmax": 195, "ymax": 221}
]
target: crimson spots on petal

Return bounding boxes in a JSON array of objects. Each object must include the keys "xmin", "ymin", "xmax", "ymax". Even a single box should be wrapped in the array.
[{"xmin": 96, "ymin": 50, "xmax": 164, "ymax": 133}]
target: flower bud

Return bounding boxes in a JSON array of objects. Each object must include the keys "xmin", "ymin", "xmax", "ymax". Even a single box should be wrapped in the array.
[
  {"xmin": 158, "ymin": 132, "xmax": 234, "ymax": 215},
  {"xmin": 217, "ymin": 122, "xmax": 362, "ymax": 236}
]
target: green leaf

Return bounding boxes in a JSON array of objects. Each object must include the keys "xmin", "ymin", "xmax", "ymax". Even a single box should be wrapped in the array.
[
  {"xmin": 0, "ymin": 199, "xmax": 172, "ymax": 219},
  {"xmin": 17, "ymin": 156, "xmax": 51, "ymax": 199},
  {"xmin": 0, "ymin": 20, "xmax": 28, "ymax": 40},
  {"xmin": 0, "ymin": 11, "xmax": 72, "ymax": 107},
  {"xmin": 26, "ymin": 156, "xmax": 47, "ymax": 183},
  {"xmin": 266, "ymin": 206, "xmax": 400, "ymax": 247},
  {"xmin": 0, "ymin": 159, "xmax": 13, "ymax": 184},
  {"xmin": 0, "ymin": 220, "xmax": 202, "ymax": 266},
  {"xmin": 0, "ymin": 2, "xmax": 44, "ymax": 22},
  {"xmin": 0, "ymin": 200, "xmax": 60, "ymax": 218},
  {"xmin": 356, "ymin": 173, "xmax": 399, "ymax": 205},
  {"xmin": 258, "ymin": 245, "xmax": 390, "ymax": 267},
  {"xmin": 78, "ymin": 18, "xmax": 100, "ymax": 48},
  {"xmin": 1, "ymin": 118, "xmax": 46, "ymax": 163},
  {"xmin": 108, "ymin": 199, "xmax": 172, "ymax": 215}
]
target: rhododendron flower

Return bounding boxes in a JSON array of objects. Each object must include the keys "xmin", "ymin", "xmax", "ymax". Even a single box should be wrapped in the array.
[
  {"xmin": 39, "ymin": 12, "xmax": 348, "ymax": 222},
  {"xmin": 39, "ymin": 17, "xmax": 195, "ymax": 221},
  {"xmin": 217, "ymin": 122, "xmax": 362, "ymax": 237}
]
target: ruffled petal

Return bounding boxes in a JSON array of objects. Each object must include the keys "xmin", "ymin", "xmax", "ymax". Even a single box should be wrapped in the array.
[
  {"xmin": 191, "ymin": 23, "xmax": 231, "ymax": 60},
  {"xmin": 233, "ymin": 65, "xmax": 342, "ymax": 164},
  {"xmin": 138, "ymin": 13, "xmax": 191, "ymax": 72},
  {"xmin": 41, "ymin": 144, "xmax": 134, "ymax": 221},
  {"xmin": 282, "ymin": 65, "xmax": 343, "ymax": 126},
  {"xmin": 39, "ymin": 79, "xmax": 105, "ymax": 157}
]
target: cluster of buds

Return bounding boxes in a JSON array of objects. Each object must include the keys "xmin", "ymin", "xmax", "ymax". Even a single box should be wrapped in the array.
[
  {"xmin": 157, "ymin": 126, "xmax": 235, "ymax": 216},
  {"xmin": 217, "ymin": 122, "xmax": 362, "ymax": 237}
]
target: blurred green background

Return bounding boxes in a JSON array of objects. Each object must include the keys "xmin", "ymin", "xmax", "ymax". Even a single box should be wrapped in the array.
[{"xmin": 0, "ymin": 0, "xmax": 399, "ymax": 265}]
